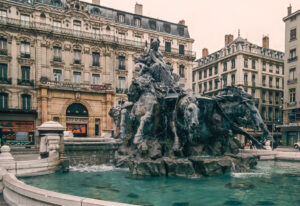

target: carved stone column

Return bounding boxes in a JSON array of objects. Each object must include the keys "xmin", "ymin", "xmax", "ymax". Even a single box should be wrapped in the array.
[{"xmin": 41, "ymin": 88, "xmax": 48, "ymax": 123}]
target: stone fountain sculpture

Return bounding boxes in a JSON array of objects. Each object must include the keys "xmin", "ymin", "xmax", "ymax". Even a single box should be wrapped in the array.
[{"xmin": 110, "ymin": 38, "xmax": 273, "ymax": 177}]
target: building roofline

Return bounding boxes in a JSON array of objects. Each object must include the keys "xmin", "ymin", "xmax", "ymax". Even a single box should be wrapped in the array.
[{"xmin": 283, "ymin": 9, "xmax": 300, "ymax": 22}]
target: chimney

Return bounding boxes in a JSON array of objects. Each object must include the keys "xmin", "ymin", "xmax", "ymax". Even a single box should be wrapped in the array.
[
  {"xmin": 288, "ymin": 4, "xmax": 292, "ymax": 15},
  {"xmin": 135, "ymin": 3, "xmax": 143, "ymax": 15},
  {"xmin": 202, "ymin": 48, "xmax": 209, "ymax": 58},
  {"xmin": 225, "ymin": 34, "xmax": 234, "ymax": 46},
  {"xmin": 262, "ymin": 35, "xmax": 269, "ymax": 49},
  {"xmin": 178, "ymin": 20, "xmax": 185, "ymax": 26},
  {"xmin": 92, "ymin": 0, "xmax": 100, "ymax": 5}
]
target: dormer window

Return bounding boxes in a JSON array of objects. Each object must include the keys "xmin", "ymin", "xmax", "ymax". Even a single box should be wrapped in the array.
[
  {"xmin": 163, "ymin": 23, "xmax": 171, "ymax": 33},
  {"xmin": 177, "ymin": 26, "xmax": 184, "ymax": 36},
  {"xmin": 134, "ymin": 18, "xmax": 141, "ymax": 27},
  {"xmin": 149, "ymin": 20, "xmax": 156, "ymax": 30},
  {"xmin": 118, "ymin": 14, "xmax": 125, "ymax": 23},
  {"xmin": 91, "ymin": 7, "xmax": 101, "ymax": 16}
]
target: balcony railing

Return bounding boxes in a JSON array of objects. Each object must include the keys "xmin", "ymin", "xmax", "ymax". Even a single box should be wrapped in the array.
[
  {"xmin": 0, "ymin": 16, "xmax": 196, "ymax": 58},
  {"xmin": 0, "ymin": 78, "xmax": 12, "ymax": 84},
  {"xmin": 0, "ymin": 49, "xmax": 7, "ymax": 55},
  {"xmin": 288, "ymin": 78, "xmax": 298, "ymax": 85},
  {"xmin": 20, "ymin": 53, "xmax": 30, "ymax": 59},
  {"xmin": 17, "ymin": 79, "xmax": 34, "ymax": 86},
  {"xmin": 118, "ymin": 65, "xmax": 126, "ymax": 70},
  {"xmin": 74, "ymin": 59, "xmax": 81, "ymax": 65},
  {"xmin": 288, "ymin": 56, "xmax": 298, "ymax": 63},
  {"xmin": 53, "ymin": 56, "xmax": 62, "ymax": 62}
]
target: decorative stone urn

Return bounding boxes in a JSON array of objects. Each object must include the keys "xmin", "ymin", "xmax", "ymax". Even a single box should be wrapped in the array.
[{"xmin": 37, "ymin": 121, "xmax": 65, "ymax": 159}]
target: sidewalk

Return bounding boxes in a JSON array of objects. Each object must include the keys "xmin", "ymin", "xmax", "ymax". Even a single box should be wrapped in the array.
[{"xmin": 240, "ymin": 148, "xmax": 300, "ymax": 161}]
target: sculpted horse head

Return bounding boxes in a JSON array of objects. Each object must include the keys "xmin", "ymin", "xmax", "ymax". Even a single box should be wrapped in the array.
[{"xmin": 215, "ymin": 86, "xmax": 274, "ymax": 145}]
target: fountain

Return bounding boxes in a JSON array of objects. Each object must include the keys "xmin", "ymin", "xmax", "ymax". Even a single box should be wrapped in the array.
[{"xmin": 109, "ymin": 38, "xmax": 274, "ymax": 177}]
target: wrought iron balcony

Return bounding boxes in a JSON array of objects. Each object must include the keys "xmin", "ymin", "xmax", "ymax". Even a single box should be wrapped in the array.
[
  {"xmin": 0, "ymin": 107, "xmax": 37, "ymax": 114},
  {"xmin": 20, "ymin": 53, "xmax": 30, "ymax": 59},
  {"xmin": 0, "ymin": 49, "xmax": 7, "ymax": 55},
  {"xmin": 53, "ymin": 56, "xmax": 62, "ymax": 62},
  {"xmin": 0, "ymin": 77, "xmax": 12, "ymax": 84},
  {"xmin": 74, "ymin": 59, "xmax": 81, "ymax": 65},
  {"xmin": 116, "ymin": 88, "xmax": 128, "ymax": 94},
  {"xmin": 17, "ymin": 79, "xmax": 34, "ymax": 86},
  {"xmin": 288, "ymin": 56, "xmax": 298, "ymax": 63},
  {"xmin": 288, "ymin": 78, "xmax": 298, "ymax": 85},
  {"xmin": 118, "ymin": 65, "xmax": 126, "ymax": 70}
]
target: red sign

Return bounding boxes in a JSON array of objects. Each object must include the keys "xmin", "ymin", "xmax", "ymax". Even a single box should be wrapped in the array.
[
  {"xmin": 0, "ymin": 121, "xmax": 34, "ymax": 132},
  {"xmin": 67, "ymin": 124, "xmax": 87, "ymax": 134}
]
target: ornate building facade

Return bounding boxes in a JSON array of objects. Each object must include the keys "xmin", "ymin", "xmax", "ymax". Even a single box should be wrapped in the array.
[
  {"xmin": 0, "ymin": 0, "xmax": 195, "ymax": 143},
  {"xmin": 193, "ymin": 34, "xmax": 284, "ymax": 143},
  {"xmin": 281, "ymin": 5, "xmax": 300, "ymax": 146}
]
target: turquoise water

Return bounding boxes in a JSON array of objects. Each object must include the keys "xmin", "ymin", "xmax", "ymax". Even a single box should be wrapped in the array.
[{"xmin": 22, "ymin": 161, "xmax": 300, "ymax": 206}]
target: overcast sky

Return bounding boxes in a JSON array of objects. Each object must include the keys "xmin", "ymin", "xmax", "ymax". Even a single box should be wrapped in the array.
[{"xmin": 89, "ymin": 0, "xmax": 300, "ymax": 58}]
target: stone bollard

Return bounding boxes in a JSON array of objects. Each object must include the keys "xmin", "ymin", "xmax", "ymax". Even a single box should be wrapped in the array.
[
  {"xmin": 0, "ymin": 146, "xmax": 15, "ymax": 174},
  {"xmin": 37, "ymin": 121, "xmax": 65, "ymax": 159}
]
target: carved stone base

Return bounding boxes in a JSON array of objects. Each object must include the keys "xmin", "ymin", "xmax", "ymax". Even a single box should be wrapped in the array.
[{"xmin": 127, "ymin": 154, "xmax": 259, "ymax": 177}]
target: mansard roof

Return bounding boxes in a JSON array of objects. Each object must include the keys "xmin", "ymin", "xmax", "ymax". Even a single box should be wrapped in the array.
[{"xmin": 7, "ymin": 0, "xmax": 191, "ymax": 39}]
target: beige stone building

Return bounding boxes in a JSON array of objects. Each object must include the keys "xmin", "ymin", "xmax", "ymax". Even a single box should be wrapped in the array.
[
  {"xmin": 193, "ymin": 34, "xmax": 284, "ymax": 142},
  {"xmin": 281, "ymin": 5, "xmax": 300, "ymax": 146},
  {"xmin": 0, "ymin": 0, "xmax": 195, "ymax": 143}
]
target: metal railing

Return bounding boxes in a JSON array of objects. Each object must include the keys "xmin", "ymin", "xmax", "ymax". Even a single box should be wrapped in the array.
[
  {"xmin": 17, "ymin": 79, "xmax": 34, "ymax": 86},
  {"xmin": 0, "ymin": 78, "xmax": 12, "ymax": 84}
]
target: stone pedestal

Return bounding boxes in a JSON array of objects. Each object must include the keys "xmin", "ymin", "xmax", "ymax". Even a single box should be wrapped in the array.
[
  {"xmin": 0, "ymin": 146, "xmax": 15, "ymax": 175},
  {"xmin": 37, "ymin": 121, "xmax": 65, "ymax": 159}
]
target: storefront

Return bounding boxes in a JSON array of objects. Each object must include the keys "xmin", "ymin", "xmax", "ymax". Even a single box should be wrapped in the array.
[
  {"xmin": 66, "ymin": 103, "xmax": 89, "ymax": 137},
  {"xmin": 0, "ymin": 110, "xmax": 37, "ymax": 145},
  {"xmin": 278, "ymin": 123, "xmax": 300, "ymax": 146}
]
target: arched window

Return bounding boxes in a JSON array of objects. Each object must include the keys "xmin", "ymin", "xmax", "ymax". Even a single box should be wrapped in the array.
[
  {"xmin": 21, "ymin": 94, "xmax": 31, "ymax": 110},
  {"xmin": 0, "ymin": 93, "xmax": 8, "ymax": 109},
  {"xmin": 66, "ymin": 103, "xmax": 88, "ymax": 117}
]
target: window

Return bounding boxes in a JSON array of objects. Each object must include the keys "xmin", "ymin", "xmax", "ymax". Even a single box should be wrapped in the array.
[
  {"xmin": 275, "ymin": 92, "xmax": 279, "ymax": 104},
  {"xmin": 20, "ymin": 14, "xmax": 30, "ymax": 27},
  {"xmin": 53, "ymin": 21, "xmax": 61, "ymax": 32},
  {"xmin": 231, "ymin": 74, "xmax": 235, "ymax": 85},
  {"xmin": 223, "ymin": 75, "xmax": 227, "ymax": 87},
  {"xmin": 252, "ymin": 74, "xmax": 256, "ymax": 84},
  {"xmin": 262, "ymin": 61, "xmax": 266, "ymax": 71},
  {"xmin": 214, "ymin": 79, "xmax": 218, "ymax": 89},
  {"xmin": 214, "ymin": 64, "xmax": 218, "ymax": 74},
  {"xmin": 261, "ymin": 107, "xmax": 266, "ymax": 120},
  {"xmin": 73, "ymin": 72, "xmax": 81, "ymax": 83},
  {"xmin": 198, "ymin": 83, "xmax": 202, "ymax": 93},
  {"xmin": 92, "ymin": 74, "xmax": 100, "ymax": 85},
  {"xmin": 177, "ymin": 26, "xmax": 184, "ymax": 36},
  {"xmin": 223, "ymin": 62, "xmax": 227, "ymax": 71},
  {"xmin": 74, "ymin": 49, "xmax": 81, "ymax": 64},
  {"xmin": 252, "ymin": 59, "xmax": 256, "ymax": 69},
  {"xmin": 192, "ymin": 71, "xmax": 195, "ymax": 82},
  {"xmin": 262, "ymin": 91, "xmax": 266, "ymax": 103},
  {"xmin": 209, "ymin": 67, "xmax": 212, "ymax": 76},
  {"xmin": 269, "ymin": 63, "xmax": 273, "ymax": 72},
  {"xmin": 21, "ymin": 66, "xmax": 30, "ymax": 81},
  {"xmin": 275, "ymin": 109, "xmax": 279, "ymax": 121},
  {"xmin": 0, "ymin": 10, "xmax": 7, "ymax": 18},
  {"xmin": 289, "ymin": 48, "xmax": 297, "ymax": 61},
  {"xmin": 179, "ymin": 65, "xmax": 185, "ymax": 78},
  {"xmin": 251, "ymin": 89, "xmax": 255, "ymax": 97},
  {"xmin": 92, "ymin": 28, "xmax": 100, "ymax": 39},
  {"xmin": 135, "ymin": 36, "xmax": 141, "ymax": 46},
  {"xmin": 268, "ymin": 108, "xmax": 273, "ymax": 121},
  {"xmin": 179, "ymin": 44, "xmax": 185, "ymax": 55},
  {"xmin": 53, "ymin": 69, "xmax": 62, "ymax": 81},
  {"xmin": 165, "ymin": 42, "xmax": 171, "ymax": 52},
  {"xmin": 289, "ymin": 68, "xmax": 296, "ymax": 80},
  {"xmin": 53, "ymin": 46, "xmax": 62, "ymax": 61},
  {"xmin": 192, "ymin": 84, "xmax": 195, "ymax": 92},
  {"xmin": 289, "ymin": 88, "xmax": 296, "ymax": 103},
  {"xmin": 244, "ymin": 73, "xmax": 248, "ymax": 85},
  {"xmin": 118, "ymin": 56, "xmax": 125, "ymax": 70},
  {"xmin": 290, "ymin": 28, "xmax": 296, "ymax": 41},
  {"xmin": 209, "ymin": 80, "xmax": 212, "ymax": 91},
  {"xmin": 73, "ymin": 20, "xmax": 81, "ymax": 35},
  {"xmin": 204, "ymin": 82, "xmax": 207, "ymax": 92},
  {"xmin": 118, "ymin": 76, "xmax": 125, "ymax": 89},
  {"xmin": 204, "ymin": 69, "xmax": 207, "ymax": 78},
  {"xmin": 244, "ymin": 58, "xmax": 248, "ymax": 68},
  {"xmin": 149, "ymin": 20, "xmax": 156, "ymax": 30},
  {"xmin": 118, "ymin": 14, "xmax": 125, "ymax": 23},
  {"xmin": 21, "ymin": 42, "xmax": 30, "ymax": 58},
  {"xmin": 198, "ymin": 70, "xmax": 202, "ymax": 80},
  {"xmin": 0, "ymin": 93, "xmax": 8, "ymax": 109},
  {"xmin": 276, "ymin": 65, "xmax": 280, "ymax": 74},
  {"xmin": 0, "ymin": 64, "xmax": 7, "ymax": 80},
  {"xmin": 262, "ymin": 75, "xmax": 266, "ymax": 86},
  {"xmin": 269, "ymin": 76, "xmax": 273, "ymax": 87},
  {"xmin": 276, "ymin": 78, "xmax": 280, "ymax": 88},
  {"xmin": 231, "ymin": 59, "xmax": 235, "ymax": 69},
  {"xmin": 92, "ymin": 52, "xmax": 100, "ymax": 66},
  {"xmin": 269, "ymin": 91, "xmax": 273, "ymax": 104},
  {"xmin": 134, "ymin": 18, "xmax": 141, "ymax": 27},
  {"xmin": 21, "ymin": 94, "xmax": 31, "ymax": 110},
  {"xmin": 0, "ymin": 38, "xmax": 7, "ymax": 51},
  {"xmin": 163, "ymin": 23, "xmax": 171, "ymax": 33}
]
